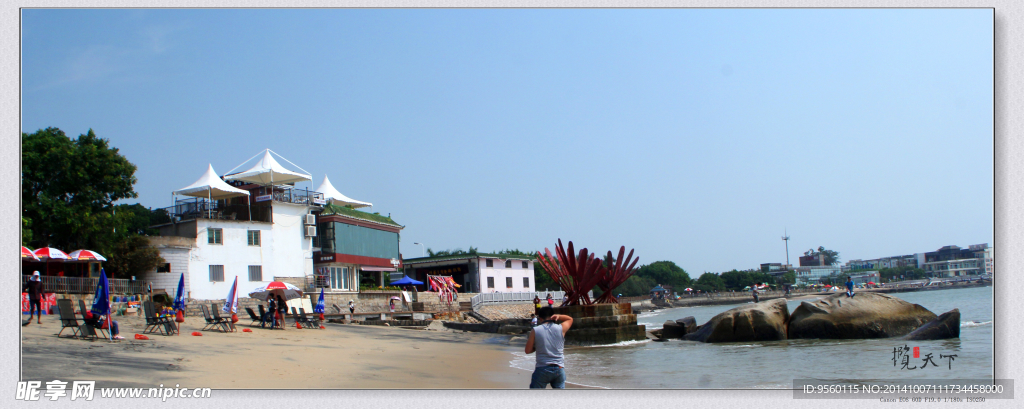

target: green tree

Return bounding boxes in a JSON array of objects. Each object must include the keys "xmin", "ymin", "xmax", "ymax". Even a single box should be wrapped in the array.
[
  {"xmin": 781, "ymin": 271, "xmax": 797, "ymax": 285},
  {"xmin": 22, "ymin": 127, "xmax": 163, "ymax": 278},
  {"xmin": 634, "ymin": 261, "xmax": 692, "ymax": 290},
  {"xmin": 21, "ymin": 216, "xmax": 32, "ymax": 247},
  {"xmin": 613, "ymin": 275, "xmax": 656, "ymax": 297},
  {"xmin": 804, "ymin": 246, "xmax": 841, "ymax": 266},
  {"xmin": 696, "ymin": 272, "xmax": 725, "ymax": 291},
  {"xmin": 719, "ymin": 269, "xmax": 751, "ymax": 290}
]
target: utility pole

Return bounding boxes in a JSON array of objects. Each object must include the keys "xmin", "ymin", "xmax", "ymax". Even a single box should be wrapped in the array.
[{"xmin": 782, "ymin": 229, "xmax": 791, "ymax": 268}]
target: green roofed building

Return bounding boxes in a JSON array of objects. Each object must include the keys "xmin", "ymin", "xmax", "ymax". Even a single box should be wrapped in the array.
[{"xmin": 313, "ymin": 203, "xmax": 404, "ymax": 292}]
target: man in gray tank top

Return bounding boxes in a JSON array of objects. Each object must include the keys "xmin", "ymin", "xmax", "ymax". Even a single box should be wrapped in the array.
[{"xmin": 525, "ymin": 306, "xmax": 573, "ymax": 388}]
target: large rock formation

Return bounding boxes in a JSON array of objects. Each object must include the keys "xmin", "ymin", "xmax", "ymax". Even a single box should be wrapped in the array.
[
  {"xmin": 903, "ymin": 309, "xmax": 960, "ymax": 340},
  {"xmin": 787, "ymin": 292, "xmax": 937, "ymax": 339},
  {"xmin": 684, "ymin": 299, "xmax": 789, "ymax": 343}
]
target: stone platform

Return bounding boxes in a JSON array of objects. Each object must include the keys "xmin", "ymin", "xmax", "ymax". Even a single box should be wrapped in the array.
[{"xmin": 554, "ymin": 303, "xmax": 646, "ymax": 346}]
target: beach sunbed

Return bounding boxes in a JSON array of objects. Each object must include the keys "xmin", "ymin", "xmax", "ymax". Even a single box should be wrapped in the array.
[
  {"xmin": 245, "ymin": 307, "xmax": 262, "ymax": 326},
  {"xmin": 291, "ymin": 307, "xmax": 312, "ymax": 328},
  {"xmin": 56, "ymin": 299, "xmax": 81, "ymax": 338},
  {"xmin": 77, "ymin": 300, "xmax": 109, "ymax": 339},
  {"xmin": 206, "ymin": 304, "xmax": 232, "ymax": 332},
  {"xmin": 143, "ymin": 301, "xmax": 176, "ymax": 335},
  {"xmin": 299, "ymin": 308, "xmax": 321, "ymax": 328},
  {"xmin": 200, "ymin": 304, "xmax": 227, "ymax": 332}
]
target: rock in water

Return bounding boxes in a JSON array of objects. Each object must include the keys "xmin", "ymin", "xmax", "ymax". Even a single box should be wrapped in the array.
[
  {"xmin": 684, "ymin": 299, "xmax": 789, "ymax": 343},
  {"xmin": 787, "ymin": 292, "xmax": 937, "ymax": 339},
  {"xmin": 904, "ymin": 309, "xmax": 960, "ymax": 340},
  {"xmin": 676, "ymin": 316, "xmax": 698, "ymax": 334}
]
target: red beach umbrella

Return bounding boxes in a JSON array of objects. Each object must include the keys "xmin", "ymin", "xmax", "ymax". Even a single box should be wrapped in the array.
[
  {"xmin": 68, "ymin": 249, "xmax": 107, "ymax": 261},
  {"xmin": 824, "ymin": 285, "xmax": 832, "ymax": 288},
  {"xmin": 21, "ymin": 246, "xmax": 39, "ymax": 261},
  {"xmin": 248, "ymin": 281, "xmax": 303, "ymax": 301},
  {"xmin": 33, "ymin": 247, "xmax": 69, "ymax": 260}
]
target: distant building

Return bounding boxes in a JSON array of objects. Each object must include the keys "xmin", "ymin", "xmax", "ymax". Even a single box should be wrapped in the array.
[
  {"xmin": 794, "ymin": 266, "xmax": 843, "ymax": 285},
  {"xmin": 312, "ymin": 203, "xmax": 404, "ymax": 293},
  {"xmin": 760, "ymin": 263, "xmax": 792, "ymax": 277},
  {"xmin": 402, "ymin": 253, "xmax": 535, "ymax": 293},
  {"xmin": 920, "ymin": 244, "xmax": 989, "ymax": 277},
  {"xmin": 845, "ymin": 254, "xmax": 919, "ymax": 271},
  {"xmin": 798, "ymin": 254, "xmax": 827, "ymax": 267}
]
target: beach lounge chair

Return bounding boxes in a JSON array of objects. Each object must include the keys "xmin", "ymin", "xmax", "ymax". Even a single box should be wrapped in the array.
[
  {"xmin": 205, "ymin": 304, "xmax": 231, "ymax": 332},
  {"xmin": 299, "ymin": 308, "xmax": 321, "ymax": 328},
  {"xmin": 56, "ymin": 299, "xmax": 81, "ymax": 338},
  {"xmin": 245, "ymin": 307, "xmax": 262, "ymax": 326},
  {"xmin": 291, "ymin": 307, "xmax": 312, "ymax": 328},
  {"xmin": 258, "ymin": 305, "xmax": 274, "ymax": 328},
  {"xmin": 77, "ymin": 300, "xmax": 109, "ymax": 339},
  {"xmin": 143, "ymin": 301, "xmax": 176, "ymax": 335},
  {"xmin": 199, "ymin": 304, "xmax": 228, "ymax": 332}
]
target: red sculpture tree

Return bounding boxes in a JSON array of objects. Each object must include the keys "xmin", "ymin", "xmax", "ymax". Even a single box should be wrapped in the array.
[{"xmin": 536, "ymin": 239, "xmax": 639, "ymax": 306}]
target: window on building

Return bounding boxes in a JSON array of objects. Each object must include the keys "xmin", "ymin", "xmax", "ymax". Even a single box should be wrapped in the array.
[
  {"xmin": 522, "ymin": 261, "xmax": 528, "ymax": 269},
  {"xmin": 506, "ymin": 277, "xmax": 513, "ymax": 288},
  {"xmin": 248, "ymin": 265, "xmax": 263, "ymax": 281},
  {"xmin": 209, "ymin": 265, "xmax": 224, "ymax": 282},
  {"xmin": 208, "ymin": 228, "xmax": 222, "ymax": 245},
  {"xmin": 247, "ymin": 230, "xmax": 261, "ymax": 246},
  {"xmin": 156, "ymin": 263, "xmax": 171, "ymax": 273},
  {"xmin": 505, "ymin": 260, "xmax": 512, "ymax": 268},
  {"xmin": 486, "ymin": 259, "xmax": 493, "ymax": 268},
  {"xmin": 487, "ymin": 277, "xmax": 494, "ymax": 288},
  {"xmin": 523, "ymin": 277, "xmax": 530, "ymax": 287}
]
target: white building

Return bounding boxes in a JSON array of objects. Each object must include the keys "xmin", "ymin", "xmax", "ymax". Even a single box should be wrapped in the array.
[
  {"xmin": 143, "ymin": 151, "xmax": 321, "ymax": 300},
  {"xmin": 403, "ymin": 253, "xmax": 536, "ymax": 293}
]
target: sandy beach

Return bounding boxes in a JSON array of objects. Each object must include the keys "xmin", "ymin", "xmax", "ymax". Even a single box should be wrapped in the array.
[{"xmin": 21, "ymin": 313, "xmax": 536, "ymax": 389}]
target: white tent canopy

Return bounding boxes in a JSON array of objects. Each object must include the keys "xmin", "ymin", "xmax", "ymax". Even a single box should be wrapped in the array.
[
  {"xmin": 173, "ymin": 164, "xmax": 250, "ymax": 199},
  {"xmin": 314, "ymin": 175, "xmax": 373, "ymax": 209},
  {"xmin": 223, "ymin": 150, "xmax": 312, "ymax": 185}
]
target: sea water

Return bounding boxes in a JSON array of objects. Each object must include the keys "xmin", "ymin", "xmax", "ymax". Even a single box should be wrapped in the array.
[{"xmin": 507, "ymin": 286, "xmax": 992, "ymax": 389}]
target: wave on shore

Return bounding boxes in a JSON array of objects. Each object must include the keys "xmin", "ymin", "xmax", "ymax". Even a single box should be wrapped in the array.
[{"xmin": 962, "ymin": 320, "xmax": 992, "ymax": 328}]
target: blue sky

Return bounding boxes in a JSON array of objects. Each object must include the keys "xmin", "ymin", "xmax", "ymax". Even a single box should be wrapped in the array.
[{"xmin": 21, "ymin": 9, "xmax": 993, "ymax": 275}]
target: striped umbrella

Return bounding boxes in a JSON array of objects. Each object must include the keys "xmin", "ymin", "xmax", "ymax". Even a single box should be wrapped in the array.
[
  {"xmin": 33, "ymin": 247, "xmax": 69, "ymax": 260},
  {"xmin": 68, "ymin": 249, "xmax": 107, "ymax": 261},
  {"xmin": 247, "ymin": 281, "xmax": 303, "ymax": 301},
  {"xmin": 21, "ymin": 246, "xmax": 39, "ymax": 260}
]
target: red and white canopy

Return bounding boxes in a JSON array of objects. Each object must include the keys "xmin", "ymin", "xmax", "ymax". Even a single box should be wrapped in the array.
[
  {"xmin": 69, "ymin": 249, "xmax": 107, "ymax": 262},
  {"xmin": 248, "ymin": 281, "xmax": 303, "ymax": 301},
  {"xmin": 33, "ymin": 247, "xmax": 68, "ymax": 260},
  {"xmin": 21, "ymin": 246, "xmax": 39, "ymax": 260}
]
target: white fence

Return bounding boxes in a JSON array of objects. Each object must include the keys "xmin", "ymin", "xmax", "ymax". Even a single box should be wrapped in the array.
[{"xmin": 471, "ymin": 290, "xmax": 599, "ymax": 309}]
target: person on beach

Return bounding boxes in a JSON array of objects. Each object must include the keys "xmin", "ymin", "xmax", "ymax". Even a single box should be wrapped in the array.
[
  {"xmin": 23, "ymin": 271, "xmax": 44, "ymax": 325},
  {"xmin": 845, "ymin": 276, "xmax": 855, "ymax": 298},
  {"xmin": 348, "ymin": 300, "xmax": 356, "ymax": 315},
  {"xmin": 525, "ymin": 306, "xmax": 573, "ymax": 389},
  {"xmin": 530, "ymin": 314, "xmax": 538, "ymax": 326},
  {"xmin": 84, "ymin": 310, "xmax": 124, "ymax": 340},
  {"xmin": 546, "ymin": 294, "xmax": 554, "ymax": 307},
  {"xmin": 389, "ymin": 298, "xmax": 395, "ymax": 312},
  {"xmin": 533, "ymin": 296, "xmax": 542, "ymax": 313},
  {"xmin": 276, "ymin": 294, "xmax": 287, "ymax": 329},
  {"xmin": 263, "ymin": 297, "xmax": 277, "ymax": 328},
  {"xmin": 560, "ymin": 295, "xmax": 568, "ymax": 307},
  {"xmin": 752, "ymin": 283, "xmax": 760, "ymax": 303}
]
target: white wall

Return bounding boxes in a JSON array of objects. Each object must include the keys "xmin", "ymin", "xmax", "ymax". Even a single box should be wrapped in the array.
[
  {"xmin": 267, "ymin": 202, "xmax": 314, "ymax": 281},
  {"xmin": 476, "ymin": 258, "xmax": 535, "ymax": 293},
  {"xmin": 143, "ymin": 247, "xmax": 191, "ymax": 296}
]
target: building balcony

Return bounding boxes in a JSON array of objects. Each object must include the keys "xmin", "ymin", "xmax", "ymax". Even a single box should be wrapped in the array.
[{"xmin": 22, "ymin": 275, "xmax": 146, "ymax": 295}]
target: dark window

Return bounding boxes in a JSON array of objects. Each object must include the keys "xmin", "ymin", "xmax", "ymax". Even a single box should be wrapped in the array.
[
  {"xmin": 208, "ymin": 228, "xmax": 222, "ymax": 244},
  {"xmin": 248, "ymin": 265, "xmax": 263, "ymax": 282},
  {"xmin": 247, "ymin": 230, "xmax": 260, "ymax": 246},
  {"xmin": 505, "ymin": 260, "xmax": 512, "ymax": 268},
  {"xmin": 506, "ymin": 277, "xmax": 513, "ymax": 288},
  {"xmin": 522, "ymin": 261, "xmax": 528, "ymax": 269},
  {"xmin": 487, "ymin": 277, "xmax": 494, "ymax": 288},
  {"xmin": 156, "ymin": 263, "xmax": 171, "ymax": 273},
  {"xmin": 523, "ymin": 277, "xmax": 530, "ymax": 288},
  {"xmin": 209, "ymin": 265, "xmax": 224, "ymax": 282},
  {"xmin": 485, "ymin": 259, "xmax": 493, "ymax": 268}
]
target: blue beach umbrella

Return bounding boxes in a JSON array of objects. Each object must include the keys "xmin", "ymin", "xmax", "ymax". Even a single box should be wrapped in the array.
[
  {"xmin": 172, "ymin": 273, "xmax": 186, "ymax": 312},
  {"xmin": 314, "ymin": 287, "xmax": 325, "ymax": 314},
  {"xmin": 90, "ymin": 269, "xmax": 112, "ymax": 341}
]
